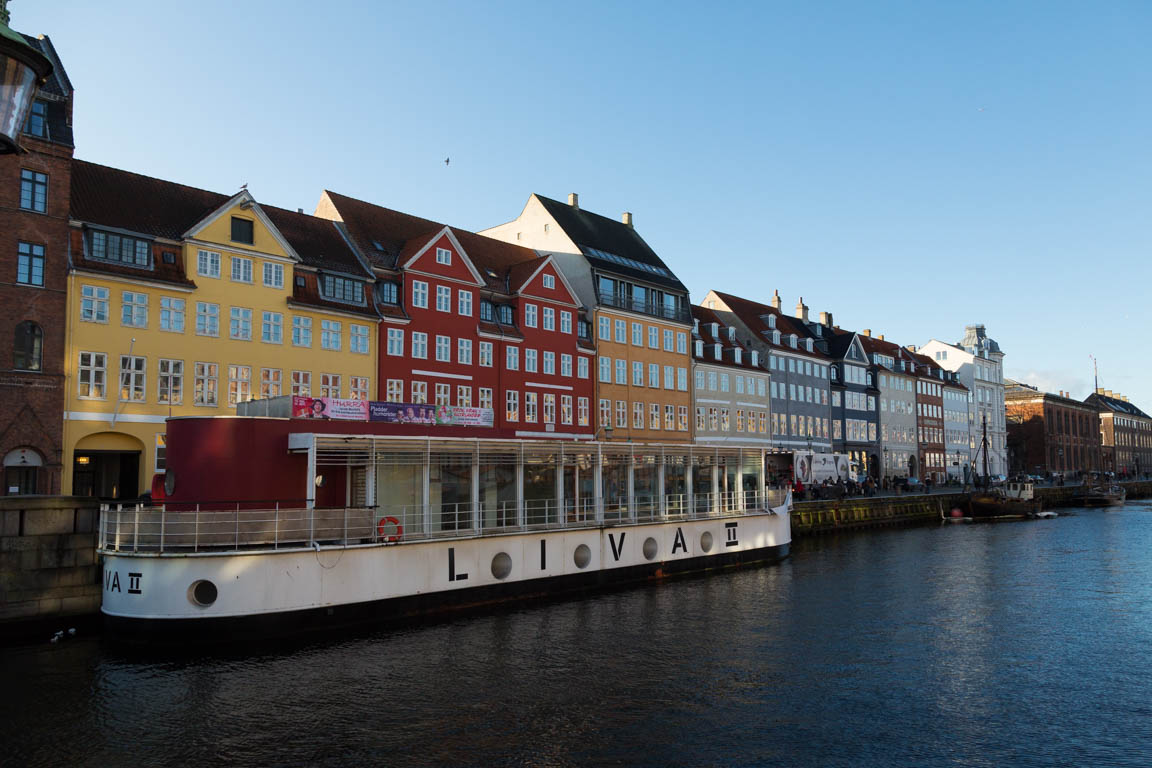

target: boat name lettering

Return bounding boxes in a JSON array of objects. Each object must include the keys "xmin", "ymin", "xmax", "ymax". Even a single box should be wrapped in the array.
[
  {"xmin": 447, "ymin": 547, "xmax": 469, "ymax": 582},
  {"xmin": 672, "ymin": 528, "xmax": 687, "ymax": 554},
  {"xmin": 608, "ymin": 532, "xmax": 626, "ymax": 561},
  {"xmin": 725, "ymin": 522, "xmax": 739, "ymax": 547}
]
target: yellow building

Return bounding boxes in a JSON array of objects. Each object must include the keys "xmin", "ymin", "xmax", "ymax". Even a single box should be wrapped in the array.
[{"xmin": 63, "ymin": 161, "xmax": 379, "ymax": 498}]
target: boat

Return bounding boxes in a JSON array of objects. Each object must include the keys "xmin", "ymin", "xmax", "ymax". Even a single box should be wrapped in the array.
[
  {"xmin": 1077, "ymin": 484, "xmax": 1126, "ymax": 507},
  {"xmin": 98, "ymin": 416, "xmax": 793, "ymax": 644},
  {"xmin": 968, "ymin": 478, "xmax": 1042, "ymax": 518}
]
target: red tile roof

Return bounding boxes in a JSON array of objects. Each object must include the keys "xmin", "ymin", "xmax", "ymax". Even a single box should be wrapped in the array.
[{"xmin": 708, "ymin": 291, "xmax": 828, "ymax": 360}]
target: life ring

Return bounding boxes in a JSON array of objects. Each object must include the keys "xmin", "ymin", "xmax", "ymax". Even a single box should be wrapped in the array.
[{"xmin": 377, "ymin": 516, "xmax": 402, "ymax": 542}]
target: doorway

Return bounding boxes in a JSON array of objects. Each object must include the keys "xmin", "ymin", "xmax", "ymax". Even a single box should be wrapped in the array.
[{"xmin": 73, "ymin": 451, "xmax": 140, "ymax": 500}]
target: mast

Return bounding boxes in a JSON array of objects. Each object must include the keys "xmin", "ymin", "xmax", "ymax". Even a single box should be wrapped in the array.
[{"xmin": 981, "ymin": 413, "xmax": 989, "ymax": 488}]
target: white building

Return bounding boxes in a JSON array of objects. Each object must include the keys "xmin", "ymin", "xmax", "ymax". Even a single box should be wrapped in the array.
[{"xmin": 919, "ymin": 325, "xmax": 1006, "ymax": 478}]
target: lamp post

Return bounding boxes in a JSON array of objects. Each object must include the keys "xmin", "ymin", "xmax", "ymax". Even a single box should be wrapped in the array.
[{"xmin": 0, "ymin": 1, "xmax": 53, "ymax": 154}]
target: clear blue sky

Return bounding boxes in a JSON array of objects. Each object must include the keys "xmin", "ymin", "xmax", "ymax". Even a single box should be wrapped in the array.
[{"xmin": 18, "ymin": 0, "xmax": 1152, "ymax": 407}]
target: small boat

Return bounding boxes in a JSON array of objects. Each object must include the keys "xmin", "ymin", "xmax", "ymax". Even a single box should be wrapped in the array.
[
  {"xmin": 968, "ymin": 479, "xmax": 1043, "ymax": 519},
  {"xmin": 1077, "ymin": 484, "xmax": 1126, "ymax": 507}
]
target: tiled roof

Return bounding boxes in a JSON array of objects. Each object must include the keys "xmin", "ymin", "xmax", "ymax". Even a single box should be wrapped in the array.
[
  {"xmin": 691, "ymin": 305, "xmax": 764, "ymax": 371},
  {"xmin": 263, "ymin": 205, "xmax": 371, "ymax": 278},
  {"xmin": 1086, "ymin": 392, "xmax": 1150, "ymax": 419},
  {"xmin": 709, "ymin": 291, "xmax": 827, "ymax": 360},
  {"xmin": 534, "ymin": 195, "xmax": 687, "ymax": 293}
]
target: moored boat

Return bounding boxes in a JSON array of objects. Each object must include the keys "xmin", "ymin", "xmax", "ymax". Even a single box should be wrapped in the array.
[
  {"xmin": 967, "ymin": 478, "xmax": 1042, "ymax": 518},
  {"xmin": 1077, "ymin": 484, "xmax": 1126, "ymax": 507}
]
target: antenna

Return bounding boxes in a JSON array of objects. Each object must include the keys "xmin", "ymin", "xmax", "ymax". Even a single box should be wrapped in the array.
[{"xmin": 1089, "ymin": 354, "xmax": 1098, "ymax": 395}]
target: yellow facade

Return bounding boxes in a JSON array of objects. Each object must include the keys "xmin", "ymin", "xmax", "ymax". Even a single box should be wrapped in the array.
[{"xmin": 62, "ymin": 201, "xmax": 377, "ymax": 497}]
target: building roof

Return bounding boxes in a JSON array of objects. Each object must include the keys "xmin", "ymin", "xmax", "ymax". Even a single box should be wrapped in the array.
[
  {"xmin": 262, "ymin": 205, "xmax": 371, "ymax": 278},
  {"xmin": 1085, "ymin": 391, "xmax": 1150, "ymax": 419},
  {"xmin": 691, "ymin": 305, "xmax": 765, "ymax": 372},
  {"xmin": 708, "ymin": 291, "xmax": 828, "ymax": 360},
  {"xmin": 534, "ymin": 194, "xmax": 687, "ymax": 293}
]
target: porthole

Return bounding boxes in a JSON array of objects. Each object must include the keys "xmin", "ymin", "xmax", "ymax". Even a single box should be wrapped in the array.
[
  {"xmin": 700, "ymin": 531, "xmax": 714, "ymax": 553},
  {"xmin": 188, "ymin": 579, "xmax": 218, "ymax": 607},
  {"xmin": 491, "ymin": 552, "xmax": 512, "ymax": 580},
  {"xmin": 573, "ymin": 543, "xmax": 591, "ymax": 569},
  {"xmin": 643, "ymin": 537, "xmax": 658, "ymax": 561}
]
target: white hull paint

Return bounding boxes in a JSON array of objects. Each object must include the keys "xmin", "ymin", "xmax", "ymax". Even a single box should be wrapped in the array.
[{"xmin": 101, "ymin": 507, "xmax": 791, "ymax": 624}]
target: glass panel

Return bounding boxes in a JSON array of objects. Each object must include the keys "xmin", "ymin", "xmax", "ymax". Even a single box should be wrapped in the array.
[{"xmin": 479, "ymin": 455, "xmax": 517, "ymax": 529}]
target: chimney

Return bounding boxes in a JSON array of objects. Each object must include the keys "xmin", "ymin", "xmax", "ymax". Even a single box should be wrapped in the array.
[
  {"xmin": 878, "ymin": 334, "xmax": 885, "ymax": 341},
  {"xmin": 1122, "ymin": 395, "xmax": 1130, "ymax": 403},
  {"xmin": 819, "ymin": 311, "xmax": 832, "ymax": 326},
  {"xmin": 795, "ymin": 296, "xmax": 809, "ymax": 322},
  {"xmin": 621, "ymin": 211, "xmax": 633, "ymax": 228},
  {"xmin": 770, "ymin": 289, "xmax": 781, "ymax": 311},
  {"xmin": 862, "ymin": 329, "xmax": 871, "ymax": 337},
  {"xmin": 568, "ymin": 193, "xmax": 579, "ymax": 209},
  {"xmin": 297, "ymin": 207, "xmax": 304, "ymax": 214},
  {"xmin": 1105, "ymin": 389, "xmax": 1114, "ymax": 398}
]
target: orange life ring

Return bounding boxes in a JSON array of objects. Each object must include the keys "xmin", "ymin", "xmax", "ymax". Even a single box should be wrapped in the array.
[{"xmin": 377, "ymin": 516, "xmax": 402, "ymax": 542}]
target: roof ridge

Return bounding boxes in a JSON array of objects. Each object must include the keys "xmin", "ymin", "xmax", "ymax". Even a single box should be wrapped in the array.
[{"xmin": 73, "ymin": 158, "xmax": 231, "ymax": 200}]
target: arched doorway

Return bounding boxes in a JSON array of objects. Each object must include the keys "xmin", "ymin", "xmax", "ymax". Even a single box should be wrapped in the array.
[
  {"xmin": 870, "ymin": 453, "xmax": 880, "ymax": 480},
  {"xmin": 4, "ymin": 447, "xmax": 44, "ymax": 495},
  {"xmin": 907, "ymin": 454, "xmax": 918, "ymax": 479},
  {"xmin": 73, "ymin": 432, "xmax": 145, "ymax": 500}
]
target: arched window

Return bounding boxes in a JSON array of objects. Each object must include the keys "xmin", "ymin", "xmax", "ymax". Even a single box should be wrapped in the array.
[
  {"xmin": 14, "ymin": 321, "xmax": 42, "ymax": 371},
  {"xmin": 867, "ymin": 372, "xmax": 875, "ymax": 387}
]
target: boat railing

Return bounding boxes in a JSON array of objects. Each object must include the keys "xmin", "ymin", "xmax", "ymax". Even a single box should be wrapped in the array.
[{"xmin": 99, "ymin": 489, "xmax": 791, "ymax": 554}]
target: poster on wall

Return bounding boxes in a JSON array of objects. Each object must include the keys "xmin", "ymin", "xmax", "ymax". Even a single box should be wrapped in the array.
[
  {"xmin": 291, "ymin": 396, "xmax": 369, "ymax": 421},
  {"xmin": 793, "ymin": 451, "xmax": 849, "ymax": 484},
  {"xmin": 368, "ymin": 402, "xmax": 436, "ymax": 424}
]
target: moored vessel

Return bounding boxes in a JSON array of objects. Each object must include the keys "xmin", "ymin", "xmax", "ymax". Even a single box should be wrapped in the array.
[
  {"xmin": 1077, "ymin": 484, "xmax": 1126, "ymax": 507},
  {"xmin": 967, "ymin": 478, "xmax": 1042, "ymax": 518}
]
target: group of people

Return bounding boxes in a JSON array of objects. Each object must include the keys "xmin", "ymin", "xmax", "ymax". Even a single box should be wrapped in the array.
[{"xmin": 790, "ymin": 475, "xmax": 881, "ymax": 501}]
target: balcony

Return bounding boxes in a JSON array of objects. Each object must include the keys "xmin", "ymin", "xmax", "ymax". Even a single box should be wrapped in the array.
[{"xmin": 597, "ymin": 290, "xmax": 690, "ymax": 324}]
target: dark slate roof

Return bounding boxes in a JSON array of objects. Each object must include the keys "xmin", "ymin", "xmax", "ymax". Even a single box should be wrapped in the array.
[
  {"xmin": 69, "ymin": 228, "xmax": 195, "ymax": 289},
  {"xmin": 1085, "ymin": 392, "xmax": 1150, "ymax": 419},
  {"xmin": 263, "ymin": 205, "xmax": 371, "ymax": 278},
  {"xmin": 691, "ymin": 305, "xmax": 765, "ymax": 371},
  {"xmin": 71, "ymin": 160, "xmax": 229, "ymax": 240},
  {"xmin": 20, "ymin": 34, "xmax": 73, "ymax": 146},
  {"xmin": 709, "ymin": 291, "xmax": 827, "ymax": 360},
  {"xmin": 534, "ymin": 195, "xmax": 687, "ymax": 293}
]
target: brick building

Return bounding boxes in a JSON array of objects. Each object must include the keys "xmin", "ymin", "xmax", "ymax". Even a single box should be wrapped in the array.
[
  {"xmin": 0, "ymin": 32, "xmax": 71, "ymax": 495},
  {"xmin": 1085, "ymin": 389, "xmax": 1151, "ymax": 477},
  {"xmin": 1005, "ymin": 382, "xmax": 1102, "ymax": 476}
]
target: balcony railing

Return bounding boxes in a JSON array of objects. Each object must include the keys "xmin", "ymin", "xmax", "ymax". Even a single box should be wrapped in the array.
[
  {"xmin": 597, "ymin": 291, "xmax": 691, "ymax": 323},
  {"xmin": 99, "ymin": 488, "xmax": 790, "ymax": 555}
]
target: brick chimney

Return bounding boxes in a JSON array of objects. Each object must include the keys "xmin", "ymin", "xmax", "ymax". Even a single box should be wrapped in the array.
[
  {"xmin": 878, "ymin": 334, "xmax": 885, "ymax": 341},
  {"xmin": 862, "ymin": 329, "xmax": 871, "ymax": 337},
  {"xmin": 1105, "ymin": 389, "xmax": 1114, "ymax": 398},
  {"xmin": 795, "ymin": 296, "xmax": 808, "ymax": 322},
  {"xmin": 819, "ymin": 311, "xmax": 833, "ymax": 327},
  {"xmin": 621, "ymin": 212, "xmax": 633, "ymax": 228},
  {"xmin": 770, "ymin": 289, "xmax": 781, "ymax": 311},
  {"xmin": 568, "ymin": 193, "xmax": 579, "ymax": 209}
]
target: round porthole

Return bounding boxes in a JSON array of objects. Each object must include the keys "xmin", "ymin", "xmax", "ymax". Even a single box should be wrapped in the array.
[
  {"xmin": 700, "ymin": 531, "xmax": 714, "ymax": 553},
  {"xmin": 573, "ymin": 543, "xmax": 591, "ymax": 569},
  {"xmin": 163, "ymin": 470, "xmax": 176, "ymax": 496},
  {"xmin": 643, "ymin": 537, "xmax": 658, "ymax": 561},
  {"xmin": 188, "ymin": 579, "xmax": 218, "ymax": 607},
  {"xmin": 491, "ymin": 552, "xmax": 512, "ymax": 580}
]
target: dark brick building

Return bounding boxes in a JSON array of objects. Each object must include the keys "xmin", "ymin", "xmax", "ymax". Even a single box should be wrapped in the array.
[
  {"xmin": 0, "ymin": 32, "xmax": 72, "ymax": 494},
  {"xmin": 1085, "ymin": 389, "xmax": 1151, "ymax": 478},
  {"xmin": 1005, "ymin": 382, "xmax": 1102, "ymax": 477}
]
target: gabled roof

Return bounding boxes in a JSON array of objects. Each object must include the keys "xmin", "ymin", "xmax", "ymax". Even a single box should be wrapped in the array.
[
  {"xmin": 709, "ymin": 291, "xmax": 827, "ymax": 360},
  {"xmin": 1085, "ymin": 392, "xmax": 1150, "ymax": 419},
  {"xmin": 691, "ymin": 305, "xmax": 764, "ymax": 371},
  {"xmin": 534, "ymin": 194, "xmax": 687, "ymax": 293},
  {"xmin": 322, "ymin": 191, "xmax": 551, "ymax": 295},
  {"xmin": 263, "ymin": 205, "xmax": 372, "ymax": 278}
]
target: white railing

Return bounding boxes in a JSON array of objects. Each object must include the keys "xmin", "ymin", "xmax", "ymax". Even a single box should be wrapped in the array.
[{"xmin": 99, "ymin": 490, "xmax": 791, "ymax": 555}]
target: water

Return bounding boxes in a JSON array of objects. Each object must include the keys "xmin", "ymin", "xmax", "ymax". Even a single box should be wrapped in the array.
[{"xmin": 4, "ymin": 503, "xmax": 1152, "ymax": 767}]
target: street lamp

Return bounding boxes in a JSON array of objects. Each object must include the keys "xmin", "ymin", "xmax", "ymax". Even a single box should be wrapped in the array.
[{"xmin": 0, "ymin": 1, "xmax": 53, "ymax": 154}]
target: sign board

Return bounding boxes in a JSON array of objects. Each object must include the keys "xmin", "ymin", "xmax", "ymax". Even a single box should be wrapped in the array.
[
  {"xmin": 294, "ymin": 397, "xmax": 494, "ymax": 427},
  {"xmin": 793, "ymin": 451, "xmax": 849, "ymax": 484}
]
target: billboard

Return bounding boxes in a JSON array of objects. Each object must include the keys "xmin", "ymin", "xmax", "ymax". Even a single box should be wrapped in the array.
[
  {"xmin": 793, "ymin": 451, "xmax": 849, "ymax": 484},
  {"xmin": 293, "ymin": 397, "xmax": 494, "ymax": 428},
  {"xmin": 291, "ymin": 396, "xmax": 368, "ymax": 421}
]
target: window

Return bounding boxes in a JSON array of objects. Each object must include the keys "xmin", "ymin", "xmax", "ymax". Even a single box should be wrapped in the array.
[
  {"xmin": 88, "ymin": 230, "xmax": 153, "ymax": 268},
  {"xmin": 720, "ymin": 374, "xmax": 730, "ymax": 392},
  {"xmin": 158, "ymin": 359, "xmax": 183, "ymax": 404},
  {"xmin": 525, "ymin": 303, "xmax": 538, "ymax": 328},
  {"xmin": 259, "ymin": 368, "xmax": 282, "ymax": 398},
  {"xmin": 160, "ymin": 297, "xmax": 185, "ymax": 332},
  {"xmin": 458, "ymin": 290, "xmax": 472, "ymax": 316},
  {"xmin": 24, "ymin": 99, "xmax": 47, "ymax": 137},
  {"xmin": 543, "ymin": 393, "xmax": 556, "ymax": 424},
  {"xmin": 19, "ymin": 169, "xmax": 47, "ymax": 212},
  {"xmin": 436, "ymin": 247, "xmax": 452, "ymax": 265},
  {"xmin": 650, "ymin": 403, "xmax": 661, "ymax": 430},
  {"xmin": 13, "ymin": 322, "xmax": 42, "ymax": 371},
  {"xmin": 411, "ymin": 381, "xmax": 428, "ymax": 403},
  {"xmin": 677, "ymin": 368, "xmax": 687, "ymax": 391},
  {"xmin": 615, "ymin": 319, "xmax": 626, "ymax": 343},
  {"xmin": 507, "ymin": 346, "xmax": 519, "ymax": 370},
  {"xmin": 351, "ymin": 376, "xmax": 369, "ymax": 400},
  {"xmin": 458, "ymin": 338, "xmax": 473, "ymax": 365},
  {"xmin": 498, "ymin": 305, "xmax": 514, "ymax": 325},
  {"xmin": 632, "ymin": 401, "xmax": 644, "ymax": 428},
  {"xmin": 385, "ymin": 379, "xmax": 402, "ymax": 402},
  {"xmin": 663, "ymin": 329, "xmax": 674, "ymax": 351},
  {"xmin": 664, "ymin": 366, "xmax": 674, "ymax": 389},
  {"xmin": 578, "ymin": 357, "xmax": 589, "ymax": 379},
  {"xmin": 678, "ymin": 406, "xmax": 689, "ymax": 431},
  {"xmin": 154, "ymin": 433, "xmax": 168, "ymax": 473},
  {"xmin": 228, "ymin": 365, "xmax": 253, "ymax": 405},
  {"xmin": 676, "ymin": 332, "xmax": 687, "ymax": 354},
  {"xmin": 379, "ymin": 281, "xmax": 399, "ymax": 305},
  {"xmin": 411, "ymin": 280, "xmax": 428, "ymax": 309},
  {"xmin": 697, "ymin": 407, "xmax": 706, "ymax": 431},
  {"xmin": 649, "ymin": 326, "xmax": 659, "ymax": 349},
  {"xmin": 543, "ymin": 273, "xmax": 555, "ymax": 289},
  {"xmin": 230, "ymin": 307, "xmax": 253, "ymax": 340},
  {"xmin": 479, "ymin": 342, "xmax": 493, "ymax": 367},
  {"xmin": 436, "ymin": 285, "xmax": 451, "ymax": 312},
  {"xmin": 231, "ymin": 217, "xmax": 254, "ymax": 244},
  {"xmin": 194, "ymin": 363, "xmax": 219, "ymax": 406},
  {"xmin": 350, "ymin": 324, "xmax": 370, "ymax": 354},
  {"xmin": 506, "ymin": 390, "xmax": 519, "ymax": 421},
  {"xmin": 542, "ymin": 307, "xmax": 555, "ymax": 331},
  {"xmin": 198, "ymin": 250, "xmax": 221, "ymax": 278},
  {"xmin": 263, "ymin": 262, "xmax": 284, "ymax": 288},
  {"xmin": 321, "ymin": 373, "xmax": 341, "ymax": 399},
  {"xmin": 292, "ymin": 370, "xmax": 312, "ymax": 397},
  {"xmin": 615, "ymin": 359, "xmax": 626, "ymax": 384},
  {"xmin": 78, "ymin": 352, "xmax": 106, "ymax": 398},
  {"xmin": 293, "ymin": 316, "xmax": 312, "ymax": 347},
  {"xmin": 616, "ymin": 400, "xmax": 627, "ymax": 428},
  {"xmin": 560, "ymin": 311, "xmax": 572, "ymax": 334},
  {"xmin": 665, "ymin": 404, "xmax": 675, "ymax": 431},
  {"xmin": 231, "ymin": 256, "xmax": 253, "ymax": 283},
  {"xmin": 386, "ymin": 328, "xmax": 404, "ymax": 356},
  {"xmin": 598, "ymin": 356, "xmax": 610, "ymax": 382},
  {"xmin": 321, "ymin": 320, "xmax": 341, "ymax": 350},
  {"xmin": 599, "ymin": 399, "xmax": 611, "ymax": 427},
  {"xmin": 543, "ymin": 351, "xmax": 555, "ymax": 375},
  {"xmin": 457, "ymin": 385, "xmax": 471, "ymax": 407},
  {"xmin": 480, "ymin": 388, "xmax": 493, "ymax": 410},
  {"xmin": 436, "ymin": 335, "xmax": 451, "ymax": 362},
  {"xmin": 525, "ymin": 392, "xmax": 538, "ymax": 422},
  {"xmin": 649, "ymin": 363, "xmax": 659, "ymax": 388},
  {"xmin": 560, "ymin": 354, "xmax": 573, "ymax": 377},
  {"xmin": 119, "ymin": 355, "xmax": 146, "ymax": 402},
  {"xmin": 578, "ymin": 397, "xmax": 589, "ymax": 426},
  {"xmin": 16, "ymin": 242, "xmax": 44, "ymax": 286},
  {"xmin": 526, "ymin": 348, "xmax": 538, "ymax": 373},
  {"xmin": 262, "ymin": 312, "xmax": 283, "ymax": 344},
  {"xmin": 598, "ymin": 316, "xmax": 610, "ymax": 340},
  {"xmin": 121, "ymin": 292, "xmax": 148, "ymax": 327},
  {"xmin": 320, "ymin": 275, "xmax": 365, "ymax": 305},
  {"xmin": 81, "ymin": 287, "xmax": 109, "ymax": 323},
  {"xmin": 479, "ymin": 300, "xmax": 494, "ymax": 321}
]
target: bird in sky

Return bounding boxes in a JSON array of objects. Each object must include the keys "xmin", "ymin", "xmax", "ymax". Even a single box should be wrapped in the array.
[{"xmin": 445, "ymin": 157, "xmax": 450, "ymax": 167}]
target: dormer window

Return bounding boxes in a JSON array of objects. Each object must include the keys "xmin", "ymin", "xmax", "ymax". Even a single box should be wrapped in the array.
[
  {"xmin": 733, "ymin": 349, "xmax": 742, "ymax": 364},
  {"xmin": 480, "ymin": 300, "xmax": 495, "ymax": 321},
  {"xmin": 772, "ymin": 330, "xmax": 781, "ymax": 345},
  {"xmin": 498, "ymin": 304, "xmax": 514, "ymax": 325},
  {"xmin": 320, "ymin": 274, "xmax": 365, "ymax": 305},
  {"xmin": 727, "ymin": 327, "xmax": 736, "ymax": 341},
  {"xmin": 231, "ymin": 217, "xmax": 254, "ymax": 245},
  {"xmin": 831, "ymin": 365, "xmax": 839, "ymax": 380},
  {"xmin": 767, "ymin": 315, "xmax": 776, "ymax": 329},
  {"xmin": 805, "ymin": 339, "xmax": 814, "ymax": 352},
  {"xmin": 378, "ymin": 281, "xmax": 399, "ymax": 305},
  {"xmin": 695, "ymin": 339, "xmax": 704, "ymax": 357},
  {"xmin": 88, "ymin": 230, "xmax": 152, "ymax": 269},
  {"xmin": 436, "ymin": 247, "xmax": 452, "ymax": 265},
  {"xmin": 693, "ymin": 318, "xmax": 699, "ymax": 335},
  {"xmin": 711, "ymin": 322, "xmax": 719, "ymax": 338},
  {"xmin": 789, "ymin": 334, "xmax": 797, "ymax": 349},
  {"xmin": 750, "ymin": 351, "xmax": 759, "ymax": 367},
  {"xmin": 713, "ymin": 343, "xmax": 722, "ymax": 360}
]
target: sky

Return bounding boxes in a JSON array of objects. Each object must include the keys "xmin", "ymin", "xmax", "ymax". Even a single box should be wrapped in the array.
[{"xmin": 16, "ymin": 0, "xmax": 1152, "ymax": 407}]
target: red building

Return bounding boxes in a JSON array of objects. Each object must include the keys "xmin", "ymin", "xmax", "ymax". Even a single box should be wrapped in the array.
[
  {"xmin": 316, "ymin": 192, "xmax": 596, "ymax": 440},
  {"xmin": 0, "ymin": 32, "xmax": 71, "ymax": 495},
  {"xmin": 904, "ymin": 349, "xmax": 946, "ymax": 483}
]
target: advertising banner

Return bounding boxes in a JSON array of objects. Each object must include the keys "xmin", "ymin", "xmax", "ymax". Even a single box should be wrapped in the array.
[
  {"xmin": 291, "ymin": 396, "xmax": 369, "ymax": 421},
  {"xmin": 368, "ymin": 402, "xmax": 436, "ymax": 425},
  {"xmin": 793, "ymin": 451, "xmax": 849, "ymax": 484},
  {"xmin": 292, "ymin": 398, "xmax": 496, "ymax": 427}
]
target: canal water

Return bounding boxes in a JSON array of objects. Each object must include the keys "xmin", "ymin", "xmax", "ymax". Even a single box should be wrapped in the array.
[{"xmin": 4, "ymin": 502, "xmax": 1151, "ymax": 767}]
